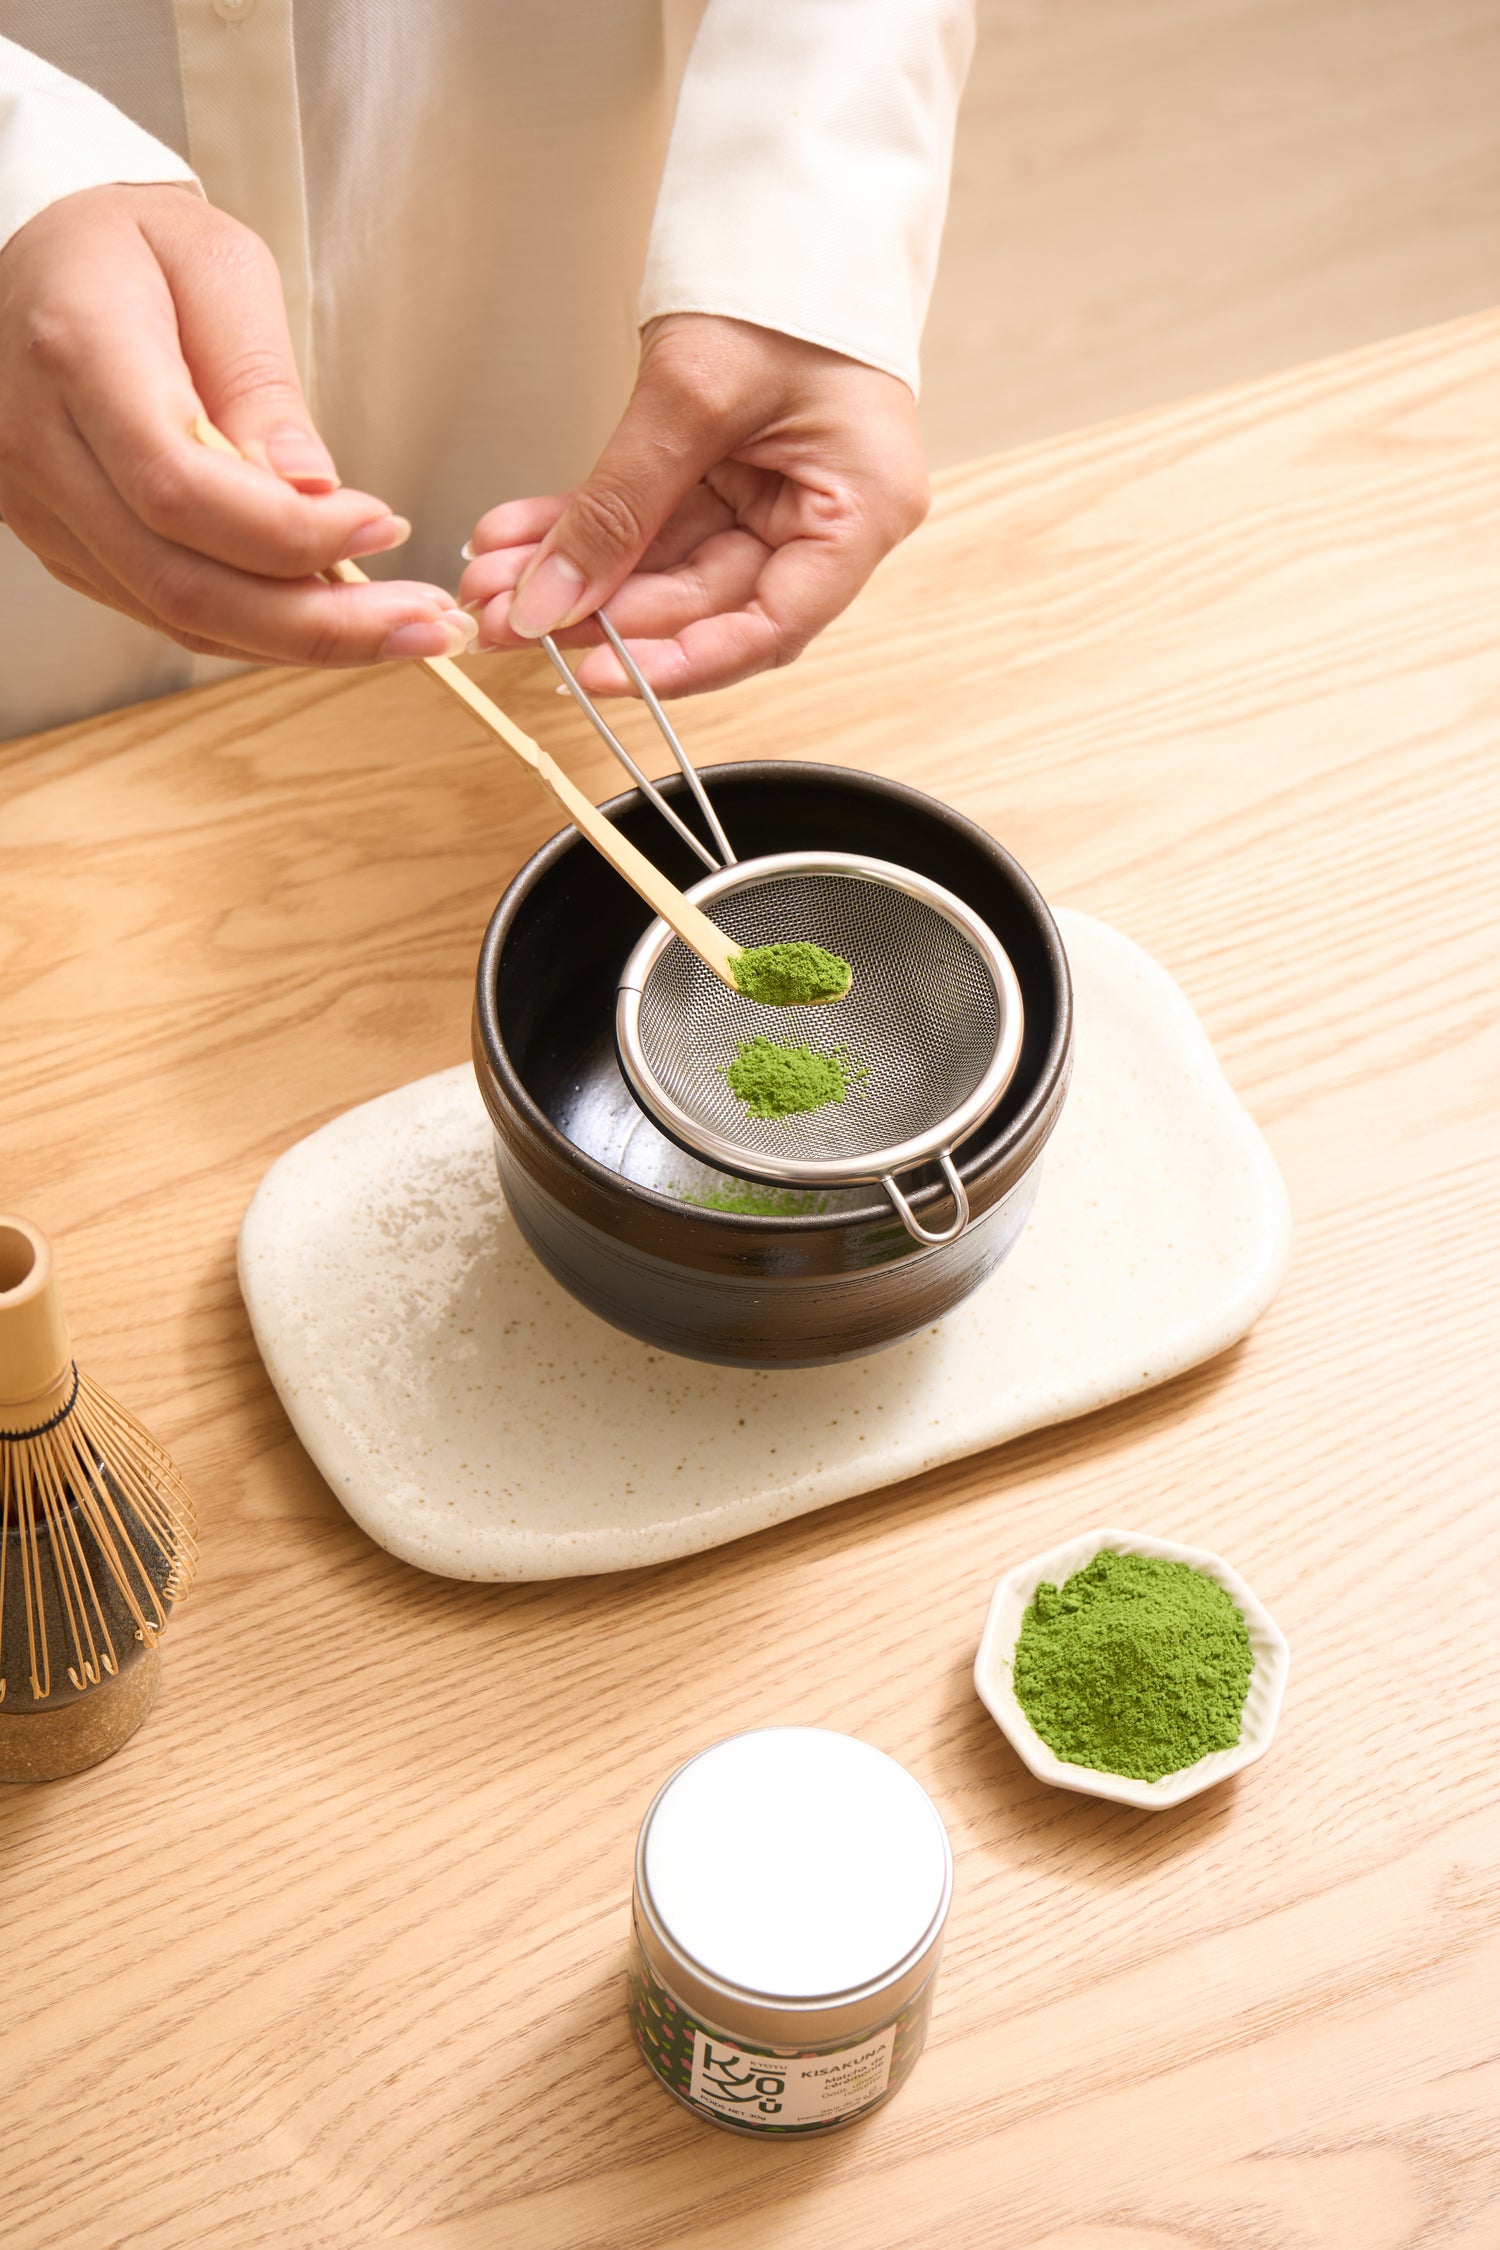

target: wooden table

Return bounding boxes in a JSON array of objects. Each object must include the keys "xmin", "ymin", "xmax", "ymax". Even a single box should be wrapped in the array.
[{"xmin": 4, "ymin": 313, "xmax": 1498, "ymax": 2250}]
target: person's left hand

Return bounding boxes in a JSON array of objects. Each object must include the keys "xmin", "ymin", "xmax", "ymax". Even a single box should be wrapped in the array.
[{"xmin": 458, "ymin": 314, "xmax": 929, "ymax": 698}]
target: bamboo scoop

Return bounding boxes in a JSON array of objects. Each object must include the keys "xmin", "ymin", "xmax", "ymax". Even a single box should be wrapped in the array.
[{"xmin": 193, "ymin": 415, "xmax": 740, "ymax": 989}]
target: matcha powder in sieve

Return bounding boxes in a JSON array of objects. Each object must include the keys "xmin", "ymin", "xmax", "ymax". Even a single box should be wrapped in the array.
[
  {"xmin": 723, "ymin": 1037, "xmax": 866, "ymax": 1119},
  {"xmin": 1013, "ymin": 1549, "xmax": 1253, "ymax": 1782},
  {"xmin": 730, "ymin": 942, "xmax": 852, "ymax": 1006}
]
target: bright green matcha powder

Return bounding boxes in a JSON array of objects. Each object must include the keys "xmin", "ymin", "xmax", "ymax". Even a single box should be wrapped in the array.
[
  {"xmin": 673, "ymin": 1179, "xmax": 831, "ymax": 1216},
  {"xmin": 1013, "ymin": 1549, "xmax": 1253, "ymax": 1782},
  {"xmin": 730, "ymin": 941, "xmax": 852, "ymax": 1006},
  {"xmin": 723, "ymin": 1037, "xmax": 866, "ymax": 1119}
]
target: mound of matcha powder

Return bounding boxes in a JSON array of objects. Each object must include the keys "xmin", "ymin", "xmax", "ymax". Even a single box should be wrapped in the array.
[
  {"xmin": 1012, "ymin": 1549, "xmax": 1253, "ymax": 1782},
  {"xmin": 730, "ymin": 942, "xmax": 852, "ymax": 1006},
  {"xmin": 723, "ymin": 1037, "xmax": 865, "ymax": 1118}
]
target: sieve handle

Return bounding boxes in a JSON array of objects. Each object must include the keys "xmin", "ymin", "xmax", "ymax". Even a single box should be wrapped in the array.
[
  {"xmin": 541, "ymin": 616, "xmax": 738, "ymax": 874},
  {"xmin": 880, "ymin": 1154, "xmax": 970, "ymax": 1247}
]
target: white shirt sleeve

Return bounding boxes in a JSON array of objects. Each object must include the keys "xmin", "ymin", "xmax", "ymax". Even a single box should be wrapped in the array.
[
  {"xmin": 0, "ymin": 37, "xmax": 198, "ymax": 257},
  {"xmin": 639, "ymin": 0, "xmax": 975, "ymax": 394}
]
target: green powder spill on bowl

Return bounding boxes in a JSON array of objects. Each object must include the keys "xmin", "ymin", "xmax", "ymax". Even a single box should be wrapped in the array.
[
  {"xmin": 1012, "ymin": 1549, "xmax": 1253, "ymax": 1783},
  {"xmin": 730, "ymin": 942, "xmax": 853, "ymax": 1006},
  {"xmin": 671, "ymin": 1180, "xmax": 832, "ymax": 1216},
  {"xmin": 723, "ymin": 1037, "xmax": 867, "ymax": 1119}
]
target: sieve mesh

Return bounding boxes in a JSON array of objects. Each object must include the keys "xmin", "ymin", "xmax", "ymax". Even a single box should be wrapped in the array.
[{"xmin": 630, "ymin": 868, "xmax": 1004, "ymax": 1173}]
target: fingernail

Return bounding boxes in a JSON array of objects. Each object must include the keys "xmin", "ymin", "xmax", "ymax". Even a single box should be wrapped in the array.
[
  {"xmin": 378, "ymin": 609, "xmax": 479, "ymax": 661},
  {"xmin": 264, "ymin": 423, "xmax": 340, "ymax": 491},
  {"xmin": 460, "ymin": 540, "xmax": 476, "ymax": 562},
  {"xmin": 509, "ymin": 551, "xmax": 586, "ymax": 639},
  {"xmin": 340, "ymin": 514, "xmax": 411, "ymax": 561}
]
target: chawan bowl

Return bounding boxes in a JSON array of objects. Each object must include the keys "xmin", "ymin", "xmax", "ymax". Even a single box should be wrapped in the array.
[
  {"xmin": 472, "ymin": 762, "xmax": 1072, "ymax": 1369},
  {"xmin": 974, "ymin": 1526, "xmax": 1291, "ymax": 1810}
]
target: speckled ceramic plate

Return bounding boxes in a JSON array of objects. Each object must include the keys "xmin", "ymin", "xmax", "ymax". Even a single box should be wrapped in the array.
[{"xmin": 237, "ymin": 911, "xmax": 1290, "ymax": 1581}]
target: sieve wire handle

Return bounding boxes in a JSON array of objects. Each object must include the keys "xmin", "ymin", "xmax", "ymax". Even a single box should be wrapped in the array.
[
  {"xmin": 540, "ymin": 616, "xmax": 736, "ymax": 873},
  {"xmin": 880, "ymin": 1154, "xmax": 970, "ymax": 1247}
]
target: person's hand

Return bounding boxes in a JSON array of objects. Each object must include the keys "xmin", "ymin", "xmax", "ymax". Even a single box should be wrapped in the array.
[
  {"xmin": 458, "ymin": 315, "xmax": 928, "ymax": 698},
  {"xmin": 0, "ymin": 184, "xmax": 474, "ymax": 664}
]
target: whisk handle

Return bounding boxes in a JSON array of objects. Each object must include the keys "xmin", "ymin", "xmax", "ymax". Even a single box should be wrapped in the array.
[
  {"xmin": 0, "ymin": 1215, "xmax": 73, "ymax": 1428},
  {"xmin": 880, "ymin": 1156, "xmax": 971, "ymax": 1248}
]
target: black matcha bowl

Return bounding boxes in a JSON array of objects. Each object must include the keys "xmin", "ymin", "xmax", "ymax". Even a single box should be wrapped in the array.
[{"xmin": 472, "ymin": 762, "xmax": 1072, "ymax": 1368}]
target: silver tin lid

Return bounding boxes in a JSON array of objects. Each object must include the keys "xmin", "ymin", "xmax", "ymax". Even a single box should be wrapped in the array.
[{"xmin": 634, "ymin": 1727, "xmax": 953, "ymax": 2049}]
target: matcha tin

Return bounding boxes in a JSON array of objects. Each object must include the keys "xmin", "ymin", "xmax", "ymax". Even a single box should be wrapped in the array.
[{"xmin": 628, "ymin": 1726, "xmax": 953, "ymax": 2135}]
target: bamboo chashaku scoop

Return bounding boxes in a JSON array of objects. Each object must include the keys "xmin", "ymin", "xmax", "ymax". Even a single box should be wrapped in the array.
[{"xmin": 0, "ymin": 1215, "xmax": 197, "ymax": 1782}]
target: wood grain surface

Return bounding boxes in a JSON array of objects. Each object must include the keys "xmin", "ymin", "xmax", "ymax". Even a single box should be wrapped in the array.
[
  {"xmin": 3, "ymin": 312, "xmax": 1498, "ymax": 2250},
  {"xmin": 923, "ymin": 0, "xmax": 1500, "ymax": 466}
]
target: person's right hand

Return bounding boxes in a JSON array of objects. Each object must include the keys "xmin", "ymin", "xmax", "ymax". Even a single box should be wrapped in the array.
[{"xmin": 0, "ymin": 183, "xmax": 474, "ymax": 664}]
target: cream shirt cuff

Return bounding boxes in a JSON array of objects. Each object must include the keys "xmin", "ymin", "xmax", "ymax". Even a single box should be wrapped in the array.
[
  {"xmin": 638, "ymin": 0, "xmax": 975, "ymax": 395},
  {"xmin": 0, "ymin": 37, "xmax": 199, "ymax": 257}
]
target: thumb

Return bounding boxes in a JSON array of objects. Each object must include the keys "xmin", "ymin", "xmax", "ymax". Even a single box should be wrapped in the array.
[
  {"xmin": 508, "ymin": 358, "xmax": 731, "ymax": 640},
  {"xmin": 150, "ymin": 201, "xmax": 339, "ymax": 493}
]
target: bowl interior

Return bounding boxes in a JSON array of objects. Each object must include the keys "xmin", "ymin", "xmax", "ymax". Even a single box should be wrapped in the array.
[{"xmin": 485, "ymin": 763, "xmax": 1068, "ymax": 1223}]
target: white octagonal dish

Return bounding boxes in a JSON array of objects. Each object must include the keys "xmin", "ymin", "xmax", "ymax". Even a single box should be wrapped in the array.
[{"xmin": 973, "ymin": 1526, "xmax": 1290, "ymax": 1810}]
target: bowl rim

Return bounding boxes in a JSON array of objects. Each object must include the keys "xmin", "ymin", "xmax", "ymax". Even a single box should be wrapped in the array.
[
  {"xmin": 473, "ymin": 760, "xmax": 1073, "ymax": 1233},
  {"xmin": 972, "ymin": 1525, "xmax": 1291, "ymax": 1810}
]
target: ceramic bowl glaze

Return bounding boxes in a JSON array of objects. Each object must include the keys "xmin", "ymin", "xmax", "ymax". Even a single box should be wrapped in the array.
[{"xmin": 472, "ymin": 762, "xmax": 1072, "ymax": 1368}]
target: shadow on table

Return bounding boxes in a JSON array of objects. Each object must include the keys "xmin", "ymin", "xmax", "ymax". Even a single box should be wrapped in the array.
[
  {"xmin": 197, "ymin": 1235, "xmax": 1260, "ymax": 1872},
  {"xmin": 798, "ymin": 1330, "xmax": 1255, "ymax": 1566},
  {"xmin": 0, "ymin": 1782, "xmax": 60, "ymax": 1857},
  {"xmin": 925, "ymin": 1346, "xmax": 1256, "ymax": 1887},
  {"xmin": 233, "ymin": 1252, "xmax": 1252, "ymax": 1587},
  {"xmin": 945, "ymin": 1647, "xmax": 1244, "ymax": 1888},
  {"xmin": 446, "ymin": 1936, "xmax": 912, "ymax": 2250}
]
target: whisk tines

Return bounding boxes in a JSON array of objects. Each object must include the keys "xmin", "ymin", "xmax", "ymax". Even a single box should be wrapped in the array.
[
  {"xmin": 0, "ymin": 1214, "xmax": 197, "ymax": 1774},
  {"xmin": 0, "ymin": 1372, "xmax": 196, "ymax": 1702}
]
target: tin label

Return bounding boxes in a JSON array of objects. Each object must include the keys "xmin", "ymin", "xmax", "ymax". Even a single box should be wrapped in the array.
[
  {"xmin": 627, "ymin": 1926, "xmax": 935, "ymax": 2135},
  {"xmin": 688, "ymin": 2025, "xmax": 895, "ymax": 2129}
]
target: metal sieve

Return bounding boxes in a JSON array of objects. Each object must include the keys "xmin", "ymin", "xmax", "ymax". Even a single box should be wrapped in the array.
[
  {"xmin": 616, "ymin": 853, "xmax": 1024, "ymax": 1245},
  {"xmin": 542, "ymin": 615, "xmax": 1025, "ymax": 1246}
]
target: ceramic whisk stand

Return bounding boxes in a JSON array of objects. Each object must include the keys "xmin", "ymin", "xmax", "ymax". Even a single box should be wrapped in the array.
[
  {"xmin": 0, "ymin": 1215, "xmax": 197, "ymax": 1783},
  {"xmin": 629, "ymin": 1728, "xmax": 952, "ymax": 2134}
]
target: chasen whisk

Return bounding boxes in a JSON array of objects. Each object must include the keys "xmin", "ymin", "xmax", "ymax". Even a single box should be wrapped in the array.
[{"xmin": 0, "ymin": 1214, "xmax": 196, "ymax": 1781}]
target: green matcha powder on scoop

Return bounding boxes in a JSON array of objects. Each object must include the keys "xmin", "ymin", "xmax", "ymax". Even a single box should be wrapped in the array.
[
  {"xmin": 730, "ymin": 941, "xmax": 852, "ymax": 1005},
  {"xmin": 1012, "ymin": 1549, "xmax": 1253, "ymax": 1783},
  {"xmin": 723, "ymin": 1037, "xmax": 867, "ymax": 1119}
]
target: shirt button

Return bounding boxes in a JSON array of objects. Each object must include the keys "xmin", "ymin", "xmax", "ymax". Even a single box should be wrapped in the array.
[{"xmin": 212, "ymin": 0, "xmax": 256, "ymax": 19}]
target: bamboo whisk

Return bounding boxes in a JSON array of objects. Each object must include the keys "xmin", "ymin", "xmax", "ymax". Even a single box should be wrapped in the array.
[{"xmin": 0, "ymin": 1215, "xmax": 196, "ymax": 1781}]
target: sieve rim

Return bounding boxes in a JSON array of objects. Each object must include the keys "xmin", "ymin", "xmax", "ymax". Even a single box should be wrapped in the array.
[{"xmin": 616, "ymin": 852, "xmax": 1026, "ymax": 1187}]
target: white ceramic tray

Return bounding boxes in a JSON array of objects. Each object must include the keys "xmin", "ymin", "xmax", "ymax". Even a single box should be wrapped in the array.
[{"xmin": 238, "ymin": 911, "xmax": 1289, "ymax": 1580}]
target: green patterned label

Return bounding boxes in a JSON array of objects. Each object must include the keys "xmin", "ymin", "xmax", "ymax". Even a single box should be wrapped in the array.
[{"xmin": 627, "ymin": 1922, "xmax": 935, "ymax": 2134}]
